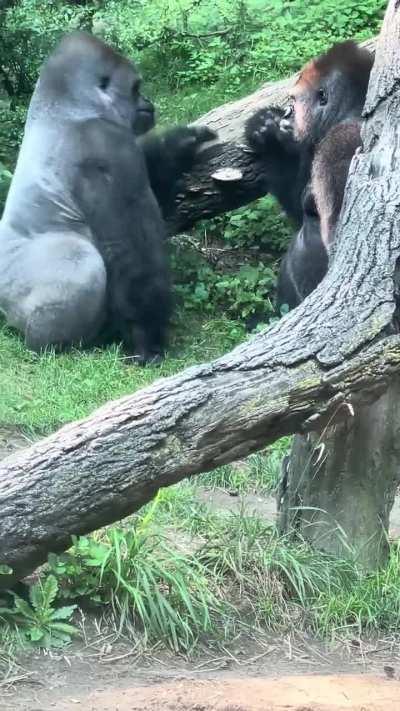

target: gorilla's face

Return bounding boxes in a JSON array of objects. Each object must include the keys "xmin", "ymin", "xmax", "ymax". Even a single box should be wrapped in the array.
[
  {"xmin": 133, "ymin": 95, "xmax": 155, "ymax": 136},
  {"xmin": 40, "ymin": 32, "xmax": 144, "ymax": 128},
  {"xmin": 95, "ymin": 61, "xmax": 142, "ymax": 127}
]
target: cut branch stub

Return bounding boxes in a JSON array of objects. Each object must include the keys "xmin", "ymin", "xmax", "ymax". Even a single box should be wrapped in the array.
[{"xmin": 211, "ymin": 167, "xmax": 243, "ymax": 182}]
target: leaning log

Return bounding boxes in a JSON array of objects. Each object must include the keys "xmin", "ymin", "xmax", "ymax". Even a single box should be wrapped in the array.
[{"xmin": 1, "ymin": 336, "xmax": 400, "ymax": 587}]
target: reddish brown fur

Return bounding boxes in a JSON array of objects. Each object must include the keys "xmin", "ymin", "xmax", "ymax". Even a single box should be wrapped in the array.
[
  {"xmin": 244, "ymin": 40, "xmax": 373, "ymax": 309},
  {"xmin": 312, "ymin": 41, "xmax": 373, "ymax": 91},
  {"xmin": 312, "ymin": 121, "xmax": 362, "ymax": 248},
  {"xmin": 296, "ymin": 41, "xmax": 373, "ymax": 94},
  {"xmin": 293, "ymin": 61, "xmax": 320, "ymax": 94},
  {"xmin": 292, "ymin": 41, "xmax": 373, "ymax": 141}
]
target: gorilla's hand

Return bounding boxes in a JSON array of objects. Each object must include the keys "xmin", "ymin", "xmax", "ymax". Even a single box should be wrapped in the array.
[
  {"xmin": 162, "ymin": 125, "xmax": 217, "ymax": 169},
  {"xmin": 245, "ymin": 106, "xmax": 296, "ymax": 154},
  {"xmin": 139, "ymin": 125, "xmax": 217, "ymax": 218}
]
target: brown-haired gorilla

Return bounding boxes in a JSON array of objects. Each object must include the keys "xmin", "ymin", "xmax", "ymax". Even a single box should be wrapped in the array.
[
  {"xmin": 245, "ymin": 40, "xmax": 373, "ymax": 310},
  {"xmin": 0, "ymin": 32, "xmax": 215, "ymax": 363}
]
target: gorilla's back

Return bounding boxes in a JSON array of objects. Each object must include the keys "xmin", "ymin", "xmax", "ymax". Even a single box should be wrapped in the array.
[{"xmin": 1, "ymin": 118, "xmax": 86, "ymax": 240}]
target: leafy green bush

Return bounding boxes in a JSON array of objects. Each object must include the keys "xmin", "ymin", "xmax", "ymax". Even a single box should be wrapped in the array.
[
  {"xmin": 172, "ymin": 246, "xmax": 277, "ymax": 322},
  {"xmin": 198, "ymin": 196, "xmax": 292, "ymax": 254},
  {"xmin": 95, "ymin": 0, "xmax": 384, "ymax": 90},
  {"xmin": 171, "ymin": 196, "xmax": 291, "ymax": 321},
  {"xmin": 0, "ymin": 576, "xmax": 77, "ymax": 648}
]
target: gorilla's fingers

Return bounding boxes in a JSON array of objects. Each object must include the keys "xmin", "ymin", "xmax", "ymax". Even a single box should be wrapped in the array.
[{"xmin": 191, "ymin": 125, "xmax": 218, "ymax": 143}]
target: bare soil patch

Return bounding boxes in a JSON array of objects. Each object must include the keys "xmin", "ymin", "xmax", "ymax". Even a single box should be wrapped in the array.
[
  {"xmin": 53, "ymin": 674, "xmax": 400, "ymax": 711},
  {"xmin": 3, "ymin": 630, "xmax": 400, "ymax": 711}
]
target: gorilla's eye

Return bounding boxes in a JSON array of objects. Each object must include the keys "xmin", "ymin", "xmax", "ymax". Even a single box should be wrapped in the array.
[
  {"xmin": 99, "ymin": 76, "xmax": 110, "ymax": 91},
  {"xmin": 283, "ymin": 104, "xmax": 294, "ymax": 119},
  {"xmin": 317, "ymin": 88, "xmax": 328, "ymax": 106}
]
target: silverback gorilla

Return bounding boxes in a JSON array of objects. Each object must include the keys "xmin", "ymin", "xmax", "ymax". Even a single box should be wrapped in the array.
[
  {"xmin": 245, "ymin": 41, "xmax": 373, "ymax": 310},
  {"xmin": 0, "ymin": 33, "xmax": 214, "ymax": 363}
]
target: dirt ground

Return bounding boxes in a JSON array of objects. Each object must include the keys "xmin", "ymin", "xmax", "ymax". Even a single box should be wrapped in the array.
[
  {"xmin": 2, "ymin": 428, "xmax": 400, "ymax": 711},
  {"xmin": 53, "ymin": 675, "xmax": 400, "ymax": 711},
  {"xmin": 3, "ymin": 633, "xmax": 400, "ymax": 711}
]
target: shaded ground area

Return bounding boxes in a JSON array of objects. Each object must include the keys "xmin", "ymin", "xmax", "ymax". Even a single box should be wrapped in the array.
[
  {"xmin": 3, "ymin": 626, "xmax": 400, "ymax": 711},
  {"xmin": 197, "ymin": 486, "xmax": 400, "ymax": 539}
]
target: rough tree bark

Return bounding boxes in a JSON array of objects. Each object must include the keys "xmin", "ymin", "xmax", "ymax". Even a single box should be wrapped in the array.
[
  {"xmin": 0, "ymin": 18, "xmax": 397, "ymax": 586},
  {"xmin": 278, "ymin": 380, "xmax": 400, "ymax": 568}
]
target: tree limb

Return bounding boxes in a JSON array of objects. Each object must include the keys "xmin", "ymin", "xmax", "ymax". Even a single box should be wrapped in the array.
[{"xmin": 1, "ymin": 333, "xmax": 399, "ymax": 587}]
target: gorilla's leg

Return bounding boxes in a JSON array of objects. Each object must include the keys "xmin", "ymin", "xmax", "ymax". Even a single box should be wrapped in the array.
[
  {"xmin": 107, "ymin": 267, "xmax": 171, "ymax": 365},
  {"xmin": 1, "ymin": 234, "xmax": 107, "ymax": 352}
]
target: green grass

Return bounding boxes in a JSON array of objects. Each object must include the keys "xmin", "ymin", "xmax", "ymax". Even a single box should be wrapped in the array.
[
  {"xmin": 145, "ymin": 75, "xmax": 260, "ymax": 127},
  {"xmin": 5, "ymin": 493, "xmax": 400, "ymax": 654},
  {"xmin": 49, "ymin": 521, "xmax": 228, "ymax": 652},
  {"xmin": 198, "ymin": 438, "xmax": 291, "ymax": 494},
  {"xmin": 0, "ymin": 0, "xmax": 395, "ymax": 668},
  {"xmin": 314, "ymin": 545, "xmax": 400, "ymax": 635},
  {"xmin": 2, "ymin": 311, "xmax": 400, "ymax": 655},
  {"xmin": 0, "ymin": 314, "xmax": 245, "ymax": 432}
]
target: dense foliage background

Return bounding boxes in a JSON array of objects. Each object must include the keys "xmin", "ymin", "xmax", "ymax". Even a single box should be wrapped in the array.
[{"xmin": 0, "ymin": 0, "xmax": 385, "ymax": 324}]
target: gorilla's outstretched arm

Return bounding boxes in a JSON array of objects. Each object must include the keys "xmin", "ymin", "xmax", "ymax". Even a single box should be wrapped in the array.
[
  {"xmin": 138, "ymin": 125, "xmax": 216, "ymax": 220},
  {"xmin": 245, "ymin": 106, "xmax": 305, "ymax": 226}
]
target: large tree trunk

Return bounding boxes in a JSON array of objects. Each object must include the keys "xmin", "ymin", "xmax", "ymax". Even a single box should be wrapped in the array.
[
  {"xmin": 0, "ymin": 17, "xmax": 397, "ymax": 586},
  {"xmin": 277, "ymin": 4, "xmax": 400, "ymax": 569},
  {"xmin": 278, "ymin": 381, "xmax": 400, "ymax": 569}
]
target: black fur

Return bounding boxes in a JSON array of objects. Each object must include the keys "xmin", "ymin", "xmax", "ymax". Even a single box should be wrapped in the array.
[
  {"xmin": 245, "ymin": 106, "xmax": 309, "ymax": 226},
  {"xmin": 139, "ymin": 124, "xmax": 216, "ymax": 220},
  {"xmin": 132, "ymin": 93, "xmax": 216, "ymax": 221},
  {"xmin": 276, "ymin": 191, "xmax": 328, "ymax": 309}
]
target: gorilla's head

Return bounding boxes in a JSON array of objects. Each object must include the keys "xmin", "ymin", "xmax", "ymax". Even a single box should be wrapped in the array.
[{"xmin": 33, "ymin": 32, "xmax": 144, "ymax": 129}]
